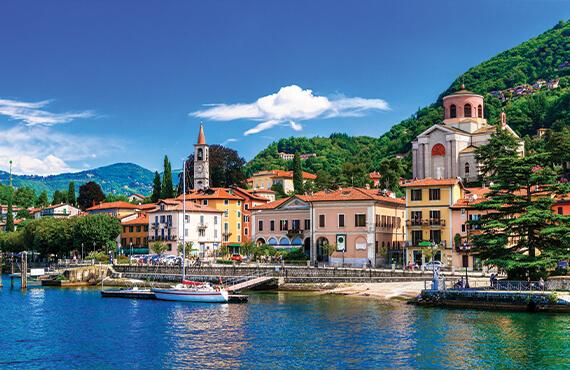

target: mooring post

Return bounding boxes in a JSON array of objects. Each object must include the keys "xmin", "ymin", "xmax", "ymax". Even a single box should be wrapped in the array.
[
  {"xmin": 10, "ymin": 255, "xmax": 14, "ymax": 288},
  {"xmin": 21, "ymin": 252, "xmax": 27, "ymax": 290}
]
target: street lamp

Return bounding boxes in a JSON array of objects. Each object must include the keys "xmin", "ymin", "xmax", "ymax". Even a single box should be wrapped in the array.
[
  {"xmin": 130, "ymin": 242, "xmax": 133, "ymax": 258},
  {"xmin": 81, "ymin": 243, "xmax": 84, "ymax": 261}
]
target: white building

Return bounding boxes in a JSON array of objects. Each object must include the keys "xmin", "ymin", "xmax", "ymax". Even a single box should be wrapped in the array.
[
  {"xmin": 34, "ymin": 203, "xmax": 81, "ymax": 219},
  {"xmin": 147, "ymin": 199, "xmax": 223, "ymax": 256},
  {"xmin": 411, "ymin": 86, "xmax": 523, "ymax": 183}
]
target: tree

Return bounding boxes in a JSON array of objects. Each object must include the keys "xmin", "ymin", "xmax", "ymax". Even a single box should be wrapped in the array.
[
  {"xmin": 271, "ymin": 183, "xmax": 287, "ymax": 199},
  {"xmin": 378, "ymin": 158, "xmax": 404, "ymax": 192},
  {"xmin": 315, "ymin": 170, "xmax": 333, "ymax": 191},
  {"xmin": 151, "ymin": 171, "xmax": 162, "ymax": 202},
  {"xmin": 105, "ymin": 193, "xmax": 129, "ymax": 202},
  {"xmin": 161, "ymin": 155, "xmax": 175, "ymax": 199},
  {"xmin": 13, "ymin": 186, "xmax": 36, "ymax": 208},
  {"xmin": 178, "ymin": 145, "xmax": 246, "ymax": 194},
  {"xmin": 6, "ymin": 188, "xmax": 14, "ymax": 232},
  {"xmin": 292, "ymin": 153, "xmax": 304, "ymax": 195},
  {"xmin": 77, "ymin": 181, "xmax": 105, "ymax": 210},
  {"xmin": 71, "ymin": 214, "xmax": 121, "ymax": 252},
  {"xmin": 151, "ymin": 242, "xmax": 168, "ymax": 255},
  {"xmin": 547, "ymin": 128, "xmax": 570, "ymax": 178},
  {"xmin": 36, "ymin": 191, "xmax": 49, "ymax": 208},
  {"xmin": 68, "ymin": 182, "xmax": 76, "ymax": 206},
  {"xmin": 472, "ymin": 129, "xmax": 570, "ymax": 279},
  {"xmin": 340, "ymin": 162, "xmax": 368, "ymax": 187},
  {"xmin": 52, "ymin": 190, "xmax": 63, "ymax": 205}
]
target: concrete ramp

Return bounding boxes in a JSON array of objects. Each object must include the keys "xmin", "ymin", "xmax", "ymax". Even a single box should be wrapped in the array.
[{"xmin": 227, "ymin": 276, "xmax": 275, "ymax": 292}]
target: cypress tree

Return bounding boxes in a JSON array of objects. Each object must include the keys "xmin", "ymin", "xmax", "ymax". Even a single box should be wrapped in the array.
[
  {"xmin": 161, "ymin": 156, "xmax": 174, "ymax": 199},
  {"xmin": 68, "ymin": 182, "xmax": 76, "ymax": 206},
  {"xmin": 37, "ymin": 191, "xmax": 49, "ymax": 208},
  {"xmin": 151, "ymin": 171, "xmax": 162, "ymax": 202},
  {"xmin": 293, "ymin": 152, "xmax": 304, "ymax": 194}
]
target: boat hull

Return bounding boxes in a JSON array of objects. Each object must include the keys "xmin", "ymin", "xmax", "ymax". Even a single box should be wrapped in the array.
[{"xmin": 152, "ymin": 288, "xmax": 229, "ymax": 303}]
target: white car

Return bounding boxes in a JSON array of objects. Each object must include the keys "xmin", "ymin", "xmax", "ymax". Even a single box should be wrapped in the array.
[{"xmin": 424, "ymin": 261, "xmax": 444, "ymax": 270}]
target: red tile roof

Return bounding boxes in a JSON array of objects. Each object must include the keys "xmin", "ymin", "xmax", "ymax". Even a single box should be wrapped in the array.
[
  {"xmin": 230, "ymin": 186, "xmax": 268, "ymax": 202},
  {"xmin": 178, "ymin": 188, "xmax": 244, "ymax": 201},
  {"xmin": 148, "ymin": 200, "xmax": 222, "ymax": 213},
  {"xmin": 86, "ymin": 201, "xmax": 141, "ymax": 211},
  {"xmin": 122, "ymin": 215, "xmax": 149, "ymax": 225},
  {"xmin": 308, "ymin": 188, "xmax": 405, "ymax": 205},
  {"xmin": 401, "ymin": 178, "xmax": 461, "ymax": 187}
]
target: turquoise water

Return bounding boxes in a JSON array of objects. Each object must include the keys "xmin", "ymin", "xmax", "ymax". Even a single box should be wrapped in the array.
[{"xmin": 1, "ymin": 275, "xmax": 570, "ymax": 369}]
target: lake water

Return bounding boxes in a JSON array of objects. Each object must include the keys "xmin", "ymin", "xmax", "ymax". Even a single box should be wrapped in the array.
[{"xmin": 1, "ymin": 275, "xmax": 570, "ymax": 369}]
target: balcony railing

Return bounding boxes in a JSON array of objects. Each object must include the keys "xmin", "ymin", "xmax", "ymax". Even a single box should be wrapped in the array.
[
  {"xmin": 429, "ymin": 219, "xmax": 446, "ymax": 226},
  {"xmin": 406, "ymin": 219, "xmax": 424, "ymax": 227},
  {"xmin": 197, "ymin": 223, "xmax": 208, "ymax": 229}
]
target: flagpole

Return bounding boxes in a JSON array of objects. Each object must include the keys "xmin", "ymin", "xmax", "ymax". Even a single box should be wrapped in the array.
[{"xmin": 182, "ymin": 159, "xmax": 186, "ymax": 282}]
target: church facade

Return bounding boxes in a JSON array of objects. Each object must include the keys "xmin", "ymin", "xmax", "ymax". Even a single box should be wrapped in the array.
[{"xmin": 411, "ymin": 86, "xmax": 523, "ymax": 183}]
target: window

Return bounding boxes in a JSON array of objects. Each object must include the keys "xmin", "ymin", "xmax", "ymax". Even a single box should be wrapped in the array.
[
  {"xmin": 558, "ymin": 207, "xmax": 563, "ymax": 215},
  {"xmin": 429, "ymin": 210, "xmax": 441, "ymax": 225},
  {"xmin": 245, "ymin": 228, "xmax": 248, "ymax": 236},
  {"xmin": 258, "ymin": 220, "xmax": 263, "ymax": 231},
  {"xmin": 338, "ymin": 214, "xmax": 345, "ymax": 227},
  {"xmin": 477, "ymin": 105, "xmax": 483, "ymax": 118},
  {"xmin": 237, "ymin": 211, "xmax": 241, "ymax": 218},
  {"xmin": 203, "ymin": 200, "xmax": 208, "ymax": 205},
  {"xmin": 136, "ymin": 226, "xmax": 141, "ymax": 232},
  {"xmin": 237, "ymin": 223, "xmax": 241, "ymax": 230},
  {"xmin": 279, "ymin": 220, "xmax": 288, "ymax": 231},
  {"xmin": 214, "ymin": 216, "xmax": 218, "ymax": 225},
  {"xmin": 200, "ymin": 215, "xmax": 204, "ymax": 224},
  {"xmin": 270, "ymin": 220, "xmax": 275, "ymax": 231},
  {"xmin": 237, "ymin": 201, "xmax": 241, "ymax": 206},
  {"xmin": 245, "ymin": 204, "xmax": 249, "ymax": 210},
  {"xmin": 461, "ymin": 224, "xmax": 466, "ymax": 232},
  {"xmin": 185, "ymin": 228, "xmax": 188, "ymax": 237},
  {"xmin": 450, "ymin": 104, "xmax": 457, "ymax": 118},
  {"xmin": 224, "ymin": 210, "xmax": 229, "ymax": 217},
  {"xmin": 244, "ymin": 215, "xmax": 250, "ymax": 222},
  {"xmin": 429, "ymin": 189, "xmax": 440, "ymax": 201},
  {"xmin": 464, "ymin": 103, "xmax": 472, "ymax": 117},
  {"xmin": 355, "ymin": 214, "xmax": 366, "ymax": 227},
  {"xmin": 411, "ymin": 189, "xmax": 422, "ymax": 201},
  {"xmin": 291, "ymin": 219, "xmax": 300, "ymax": 230},
  {"xmin": 465, "ymin": 163, "xmax": 470, "ymax": 176},
  {"xmin": 411, "ymin": 211, "xmax": 422, "ymax": 226},
  {"xmin": 160, "ymin": 215, "xmax": 165, "ymax": 223},
  {"xmin": 214, "ymin": 229, "xmax": 218, "ymax": 238},
  {"xmin": 412, "ymin": 230, "xmax": 423, "ymax": 246},
  {"xmin": 430, "ymin": 230, "xmax": 441, "ymax": 244},
  {"xmin": 167, "ymin": 215, "xmax": 172, "ymax": 225},
  {"xmin": 237, "ymin": 235, "xmax": 241, "ymax": 242},
  {"xmin": 319, "ymin": 214, "xmax": 326, "ymax": 228},
  {"xmin": 224, "ymin": 200, "xmax": 229, "ymax": 205},
  {"xmin": 144, "ymin": 225, "xmax": 148, "ymax": 232},
  {"xmin": 129, "ymin": 226, "xmax": 134, "ymax": 232},
  {"xmin": 304, "ymin": 219, "xmax": 310, "ymax": 230},
  {"xmin": 185, "ymin": 215, "xmax": 190, "ymax": 223},
  {"xmin": 199, "ymin": 229, "xmax": 205, "ymax": 237}
]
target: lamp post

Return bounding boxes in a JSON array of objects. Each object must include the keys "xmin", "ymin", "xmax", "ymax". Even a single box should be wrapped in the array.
[
  {"xmin": 130, "ymin": 242, "xmax": 133, "ymax": 257},
  {"xmin": 81, "ymin": 243, "xmax": 84, "ymax": 261}
]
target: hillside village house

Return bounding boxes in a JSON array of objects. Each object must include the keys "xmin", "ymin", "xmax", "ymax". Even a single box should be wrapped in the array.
[
  {"xmin": 249, "ymin": 188, "xmax": 276, "ymax": 202},
  {"xmin": 252, "ymin": 188, "xmax": 406, "ymax": 268},
  {"xmin": 33, "ymin": 203, "xmax": 81, "ymax": 219},
  {"xmin": 229, "ymin": 186, "xmax": 269, "ymax": 247},
  {"xmin": 0, "ymin": 204, "xmax": 22, "ymax": 221},
  {"xmin": 86, "ymin": 201, "xmax": 142, "ymax": 218},
  {"xmin": 147, "ymin": 199, "xmax": 223, "ymax": 256},
  {"xmin": 250, "ymin": 169, "xmax": 317, "ymax": 194},
  {"xmin": 128, "ymin": 193, "xmax": 146, "ymax": 204},
  {"xmin": 411, "ymin": 86, "xmax": 523, "ymax": 183}
]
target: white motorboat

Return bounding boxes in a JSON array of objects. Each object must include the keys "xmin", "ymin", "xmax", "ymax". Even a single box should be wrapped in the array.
[{"xmin": 152, "ymin": 281, "xmax": 229, "ymax": 303}]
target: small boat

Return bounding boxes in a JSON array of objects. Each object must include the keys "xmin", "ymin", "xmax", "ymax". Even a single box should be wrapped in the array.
[{"xmin": 152, "ymin": 280, "xmax": 229, "ymax": 303}]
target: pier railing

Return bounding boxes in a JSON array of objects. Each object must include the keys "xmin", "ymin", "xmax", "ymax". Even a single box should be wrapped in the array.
[{"xmin": 439, "ymin": 279, "xmax": 570, "ymax": 292}]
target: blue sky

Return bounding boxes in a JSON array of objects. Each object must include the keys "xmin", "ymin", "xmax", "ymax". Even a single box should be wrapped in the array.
[{"xmin": 0, "ymin": 1, "xmax": 569, "ymax": 175}]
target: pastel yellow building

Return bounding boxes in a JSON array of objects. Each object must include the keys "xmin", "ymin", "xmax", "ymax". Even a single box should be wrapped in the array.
[
  {"xmin": 402, "ymin": 178, "xmax": 463, "ymax": 268},
  {"xmin": 180, "ymin": 188, "xmax": 245, "ymax": 246},
  {"xmin": 250, "ymin": 170, "xmax": 317, "ymax": 194}
]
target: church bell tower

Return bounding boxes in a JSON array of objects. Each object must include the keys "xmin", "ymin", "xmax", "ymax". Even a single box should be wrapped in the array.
[{"xmin": 194, "ymin": 124, "xmax": 210, "ymax": 190}]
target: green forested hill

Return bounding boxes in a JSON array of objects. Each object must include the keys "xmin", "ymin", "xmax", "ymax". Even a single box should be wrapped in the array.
[{"xmin": 246, "ymin": 20, "xmax": 570, "ymax": 179}]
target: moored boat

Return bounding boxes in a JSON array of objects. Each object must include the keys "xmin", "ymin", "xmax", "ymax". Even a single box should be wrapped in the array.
[{"xmin": 152, "ymin": 281, "xmax": 229, "ymax": 303}]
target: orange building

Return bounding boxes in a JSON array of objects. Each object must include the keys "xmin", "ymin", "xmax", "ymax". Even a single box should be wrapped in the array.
[
  {"xmin": 120, "ymin": 214, "xmax": 149, "ymax": 253},
  {"xmin": 553, "ymin": 194, "xmax": 570, "ymax": 216},
  {"xmin": 230, "ymin": 186, "xmax": 269, "ymax": 243}
]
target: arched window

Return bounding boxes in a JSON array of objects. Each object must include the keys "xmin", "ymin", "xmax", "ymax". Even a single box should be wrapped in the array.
[
  {"xmin": 464, "ymin": 104, "xmax": 472, "ymax": 117},
  {"xmin": 465, "ymin": 163, "xmax": 470, "ymax": 176},
  {"xmin": 450, "ymin": 104, "xmax": 457, "ymax": 118},
  {"xmin": 477, "ymin": 105, "xmax": 483, "ymax": 118},
  {"xmin": 197, "ymin": 148, "xmax": 204, "ymax": 161},
  {"xmin": 431, "ymin": 143, "xmax": 446, "ymax": 156}
]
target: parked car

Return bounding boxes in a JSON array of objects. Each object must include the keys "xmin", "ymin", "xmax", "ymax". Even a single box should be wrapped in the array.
[
  {"xmin": 424, "ymin": 261, "xmax": 444, "ymax": 270},
  {"xmin": 230, "ymin": 254, "xmax": 243, "ymax": 262}
]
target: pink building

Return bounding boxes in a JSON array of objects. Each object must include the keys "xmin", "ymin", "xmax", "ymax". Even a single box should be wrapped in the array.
[
  {"xmin": 309, "ymin": 188, "xmax": 405, "ymax": 267},
  {"xmin": 252, "ymin": 188, "xmax": 406, "ymax": 267}
]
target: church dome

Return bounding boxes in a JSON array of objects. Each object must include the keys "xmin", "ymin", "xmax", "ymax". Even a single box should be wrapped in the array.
[{"xmin": 443, "ymin": 85, "xmax": 484, "ymax": 120}]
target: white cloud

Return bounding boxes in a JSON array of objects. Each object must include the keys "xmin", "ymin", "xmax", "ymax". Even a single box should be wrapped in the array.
[
  {"xmin": 191, "ymin": 85, "xmax": 389, "ymax": 135},
  {"xmin": 0, "ymin": 125, "xmax": 119, "ymax": 175},
  {"xmin": 221, "ymin": 137, "xmax": 239, "ymax": 145},
  {"xmin": 0, "ymin": 98, "xmax": 94, "ymax": 126}
]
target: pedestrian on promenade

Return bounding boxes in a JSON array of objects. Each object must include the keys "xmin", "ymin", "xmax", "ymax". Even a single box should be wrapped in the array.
[{"xmin": 539, "ymin": 277, "xmax": 545, "ymax": 291}]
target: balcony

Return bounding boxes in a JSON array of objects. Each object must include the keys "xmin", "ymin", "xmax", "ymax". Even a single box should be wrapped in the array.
[
  {"xmin": 197, "ymin": 223, "xmax": 208, "ymax": 230},
  {"xmin": 456, "ymin": 244, "xmax": 473, "ymax": 252},
  {"xmin": 429, "ymin": 219, "xmax": 446, "ymax": 227},
  {"xmin": 406, "ymin": 219, "xmax": 424, "ymax": 227}
]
